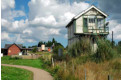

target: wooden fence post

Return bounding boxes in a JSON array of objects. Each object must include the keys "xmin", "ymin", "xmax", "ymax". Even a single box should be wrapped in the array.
[
  {"xmin": 85, "ymin": 69, "xmax": 86, "ymax": 80},
  {"xmin": 72, "ymin": 61, "xmax": 74, "ymax": 74},
  {"xmin": 52, "ymin": 57, "xmax": 54, "ymax": 67},
  {"xmin": 64, "ymin": 61, "xmax": 66, "ymax": 71},
  {"xmin": 108, "ymin": 75, "xmax": 112, "ymax": 80}
]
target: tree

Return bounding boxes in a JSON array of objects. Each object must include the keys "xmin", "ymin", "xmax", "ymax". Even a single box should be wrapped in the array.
[
  {"xmin": 53, "ymin": 45, "xmax": 64, "ymax": 54},
  {"xmin": 38, "ymin": 41, "xmax": 44, "ymax": 47},
  {"xmin": 28, "ymin": 46, "xmax": 32, "ymax": 48},
  {"xmin": 117, "ymin": 41, "xmax": 121, "ymax": 54},
  {"xmin": 55, "ymin": 43, "xmax": 63, "ymax": 47},
  {"xmin": 32, "ymin": 45, "xmax": 37, "ymax": 48},
  {"xmin": 22, "ymin": 46, "xmax": 26, "ymax": 48},
  {"xmin": 37, "ymin": 38, "xmax": 64, "ymax": 49},
  {"xmin": 118, "ymin": 41, "xmax": 121, "ymax": 46},
  {"xmin": 52, "ymin": 38, "xmax": 57, "ymax": 44},
  {"xmin": 32, "ymin": 47, "xmax": 38, "ymax": 53},
  {"xmin": 112, "ymin": 41, "xmax": 115, "ymax": 47},
  {"xmin": 45, "ymin": 41, "xmax": 53, "ymax": 47}
]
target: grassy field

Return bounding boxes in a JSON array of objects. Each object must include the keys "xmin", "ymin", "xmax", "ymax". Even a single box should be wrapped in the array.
[
  {"xmin": 1, "ymin": 66, "xmax": 33, "ymax": 80},
  {"xmin": 1, "ymin": 56, "xmax": 43, "ymax": 69}
]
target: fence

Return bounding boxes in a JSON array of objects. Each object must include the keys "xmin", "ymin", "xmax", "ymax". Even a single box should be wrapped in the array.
[{"xmin": 11, "ymin": 54, "xmax": 41, "ymax": 59}]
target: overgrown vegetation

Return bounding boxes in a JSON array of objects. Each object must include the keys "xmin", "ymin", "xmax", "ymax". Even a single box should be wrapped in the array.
[
  {"xmin": 68, "ymin": 37, "xmax": 119, "ymax": 63},
  {"xmin": 53, "ymin": 45, "xmax": 65, "ymax": 60},
  {"xmin": 68, "ymin": 37, "xmax": 91, "ymax": 57},
  {"xmin": 92, "ymin": 39, "xmax": 118, "ymax": 62},
  {"xmin": 39, "ymin": 37, "xmax": 121, "ymax": 80}
]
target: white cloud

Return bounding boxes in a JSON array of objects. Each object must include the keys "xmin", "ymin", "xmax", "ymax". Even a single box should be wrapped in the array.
[
  {"xmin": 1, "ymin": 0, "xmax": 15, "ymax": 10},
  {"xmin": 1, "ymin": 0, "xmax": 26, "ymax": 21},
  {"xmin": 1, "ymin": 19, "xmax": 11, "ymax": 28},
  {"xmin": 108, "ymin": 20, "xmax": 121, "ymax": 40},
  {"xmin": 64, "ymin": 34, "xmax": 68, "ymax": 39},
  {"xmin": 15, "ymin": 34, "xmax": 24, "ymax": 43},
  {"xmin": 49, "ymin": 29, "xmax": 60, "ymax": 35},
  {"xmin": 2, "ymin": 19, "xmax": 28, "ymax": 33},
  {"xmin": 23, "ymin": 29, "xmax": 32, "ymax": 34},
  {"xmin": 1, "ymin": 0, "xmax": 90, "ymax": 44},
  {"xmin": 1, "ymin": 32, "xmax": 10, "ymax": 40},
  {"xmin": 30, "ymin": 15, "xmax": 57, "ymax": 27},
  {"xmin": 26, "ymin": 39, "xmax": 35, "ymax": 43}
]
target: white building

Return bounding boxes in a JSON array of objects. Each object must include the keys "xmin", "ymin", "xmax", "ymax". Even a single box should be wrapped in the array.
[{"xmin": 66, "ymin": 5, "xmax": 109, "ymax": 51}]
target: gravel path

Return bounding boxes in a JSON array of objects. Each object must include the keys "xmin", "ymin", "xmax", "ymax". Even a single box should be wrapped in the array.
[{"xmin": 1, "ymin": 64, "xmax": 53, "ymax": 80}]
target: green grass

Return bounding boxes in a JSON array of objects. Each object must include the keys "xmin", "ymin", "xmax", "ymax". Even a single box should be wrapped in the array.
[
  {"xmin": 1, "ymin": 66, "xmax": 33, "ymax": 80},
  {"xmin": 1, "ymin": 56, "xmax": 43, "ymax": 69},
  {"xmin": 35, "ymin": 51, "xmax": 52, "ymax": 55}
]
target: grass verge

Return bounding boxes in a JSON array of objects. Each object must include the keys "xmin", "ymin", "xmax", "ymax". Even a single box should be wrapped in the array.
[
  {"xmin": 1, "ymin": 56, "xmax": 43, "ymax": 69},
  {"xmin": 1, "ymin": 66, "xmax": 33, "ymax": 80}
]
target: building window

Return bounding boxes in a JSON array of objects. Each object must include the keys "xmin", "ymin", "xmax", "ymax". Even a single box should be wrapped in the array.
[
  {"xmin": 89, "ymin": 18, "xmax": 95, "ymax": 23},
  {"xmin": 97, "ymin": 18, "xmax": 103, "ymax": 27}
]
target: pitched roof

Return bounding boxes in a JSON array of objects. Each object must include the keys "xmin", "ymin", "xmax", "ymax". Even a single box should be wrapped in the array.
[
  {"xmin": 5, "ymin": 43, "xmax": 23, "ymax": 49},
  {"xmin": 74, "ymin": 5, "xmax": 108, "ymax": 19},
  {"xmin": 66, "ymin": 5, "xmax": 108, "ymax": 27}
]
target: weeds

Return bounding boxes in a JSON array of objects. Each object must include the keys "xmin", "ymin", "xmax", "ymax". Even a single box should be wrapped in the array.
[
  {"xmin": 68, "ymin": 37, "xmax": 92, "ymax": 57},
  {"xmin": 40, "ymin": 38, "xmax": 121, "ymax": 80}
]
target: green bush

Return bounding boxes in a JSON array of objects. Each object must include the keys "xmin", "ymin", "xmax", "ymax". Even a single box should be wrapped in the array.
[
  {"xmin": 117, "ymin": 46, "xmax": 121, "ymax": 54},
  {"xmin": 53, "ymin": 45, "xmax": 64, "ymax": 54},
  {"xmin": 32, "ymin": 47, "xmax": 38, "ymax": 53},
  {"xmin": 43, "ymin": 60, "xmax": 51, "ymax": 67},
  {"xmin": 10, "ymin": 56, "xmax": 22, "ymax": 60},
  {"xmin": 93, "ymin": 39, "xmax": 116, "ymax": 62},
  {"xmin": 53, "ymin": 45, "xmax": 64, "ymax": 60},
  {"xmin": 68, "ymin": 37, "xmax": 91, "ymax": 57}
]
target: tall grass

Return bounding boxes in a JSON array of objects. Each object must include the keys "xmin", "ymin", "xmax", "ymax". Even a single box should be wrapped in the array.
[
  {"xmin": 68, "ymin": 37, "xmax": 118, "ymax": 62},
  {"xmin": 68, "ymin": 37, "xmax": 92, "ymax": 57},
  {"xmin": 93, "ymin": 39, "xmax": 118, "ymax": 62},
  {"xmin": 42, "ymin": 56, "xmax": 121, "ymax": 80},
  {"xmin": 40, "ymin": 37, "xmax": 121, "ymax": 80}
]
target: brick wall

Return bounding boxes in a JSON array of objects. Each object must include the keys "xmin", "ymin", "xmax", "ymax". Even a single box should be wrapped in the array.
[{"xmin": 8, "ymin": 45, "xmax": 21, "ymax": 55}]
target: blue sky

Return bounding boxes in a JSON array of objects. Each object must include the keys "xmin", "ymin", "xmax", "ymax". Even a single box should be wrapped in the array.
[
  {"xmin": 14, "ymin": 0, "xmax": 29, "ymax": 20},
  {"xmin": 1, "ymin": 0, "xmax": 121, "ymax": 48}
]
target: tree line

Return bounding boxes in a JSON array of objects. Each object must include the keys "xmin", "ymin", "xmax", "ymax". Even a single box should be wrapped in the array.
[{"xmin": 28, "ymin": 38, "xmax": 64, "ymax": 48}]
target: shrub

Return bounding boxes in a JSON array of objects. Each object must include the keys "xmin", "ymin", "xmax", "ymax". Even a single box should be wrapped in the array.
[
  {"xmin": 10, "ymin": 56, "xmax": 22, "ymax": 60},
  {"xmin": 117, "ymin": 45, "xmax": 121, "ymax": 54},
  {"xmin": 32, "ymin": 47, "xmax": 38, "ymax": 53},
  {"xmin": 94, "ymin": 39, "xmax": 116, "ymax": 62},
  {"xmin": 68, "ymin": 37, "xmax": 91, "ymax": 57},
  {"xmin": 53, "ymin": 45, "xmax": 64, "ymax": 60},
  {"xmin": 53, "ymin": 45, "xmax": 64, "ymax": 54}
]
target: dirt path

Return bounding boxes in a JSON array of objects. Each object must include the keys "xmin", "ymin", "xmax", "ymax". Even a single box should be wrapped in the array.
[{"xmin": 1, "ymin": 64, "xmax": 53, "ymax": 80}]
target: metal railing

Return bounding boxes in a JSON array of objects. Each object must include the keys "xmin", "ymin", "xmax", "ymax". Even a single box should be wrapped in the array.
[{"xmin": 86, "ymin": 26, "xmax": 109, "ymax": 34}]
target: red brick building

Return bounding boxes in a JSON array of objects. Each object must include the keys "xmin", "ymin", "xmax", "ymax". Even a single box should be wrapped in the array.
[
  {"xmin": 7, "ymin": 44, "xmax": 21, "ymax": 55},
  {"xmin": 1, "ymin": 43, "xmax": 22, "ymax": 55},
  {"xmin": 1, "ymin": 43, "xmax": 32, "ymax": 56}
]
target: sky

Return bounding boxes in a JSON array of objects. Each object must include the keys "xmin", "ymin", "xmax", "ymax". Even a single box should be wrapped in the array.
[{"xmin": 1, "ymin": 0, "xmax": 121, "ymax": 48}]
